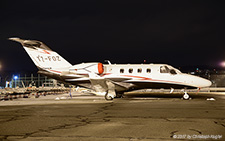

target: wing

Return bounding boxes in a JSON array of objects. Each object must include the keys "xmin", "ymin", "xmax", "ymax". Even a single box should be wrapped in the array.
[{"xmin": 65, "ymin": 73, "xmax": 133, "ymax": 96}]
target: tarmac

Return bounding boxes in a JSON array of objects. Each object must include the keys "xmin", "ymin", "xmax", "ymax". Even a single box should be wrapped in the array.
[{"xmin": 0, "ymin": 92, "xmax": 224, "ymax": 140}]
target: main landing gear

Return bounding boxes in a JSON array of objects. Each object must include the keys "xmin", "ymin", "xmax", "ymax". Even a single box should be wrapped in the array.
[
  {"xmin": 104, "ymin": 91, "xmax": 115, "ymax": 101},
  {"xmin": 105, "ymin": 93, "xmax": 113, "ymax": 100}
]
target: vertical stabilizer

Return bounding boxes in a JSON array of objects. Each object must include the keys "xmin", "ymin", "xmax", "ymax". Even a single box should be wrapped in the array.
[{"xmin": 9, "ymin": 37, "xmax": 72, "ymax": 69}]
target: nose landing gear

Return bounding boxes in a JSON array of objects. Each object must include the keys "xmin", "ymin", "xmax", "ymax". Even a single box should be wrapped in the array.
[{"xmin": 183, "ymin": 91, "xmax": 190, "ymax": 100}]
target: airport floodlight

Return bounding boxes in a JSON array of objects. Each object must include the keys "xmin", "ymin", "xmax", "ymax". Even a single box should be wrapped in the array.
[
  {"xmin": 220, "ymin": 61, "xmax": 225, "ymax": 67},
  {"xmin": 14, "ymin": 76, "xmax": 18, "ymax": 80}
]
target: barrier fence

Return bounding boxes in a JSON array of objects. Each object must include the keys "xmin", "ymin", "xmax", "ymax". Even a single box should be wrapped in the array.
[{"xmin": 0, "ymin": 90, "xmax": 70, "ymax": 101}]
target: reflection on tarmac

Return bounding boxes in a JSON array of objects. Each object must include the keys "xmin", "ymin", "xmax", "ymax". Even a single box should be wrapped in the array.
[{"xmin": 0, "ymin": 92, "xmax": 224, "ymax": 140}]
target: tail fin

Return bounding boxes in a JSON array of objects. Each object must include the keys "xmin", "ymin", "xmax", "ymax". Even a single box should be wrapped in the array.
[{"xmin": 9, "ymin": 37, "xmax": 72, "ymax": 69}]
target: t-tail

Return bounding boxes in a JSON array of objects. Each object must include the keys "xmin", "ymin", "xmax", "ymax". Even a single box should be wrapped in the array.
[{"xmin": 9, "ymin": 37, "xmax": 72, "ymax": 78}]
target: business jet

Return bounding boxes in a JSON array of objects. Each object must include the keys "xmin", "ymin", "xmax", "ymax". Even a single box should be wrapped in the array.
[{"xmin": 9, "ymin": 37, "xmax": 212, "ymax": 100}]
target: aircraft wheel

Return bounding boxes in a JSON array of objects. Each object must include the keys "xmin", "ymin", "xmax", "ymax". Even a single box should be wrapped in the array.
[
  {"xmin": 183, "ymin": 92, "xmax": 190, "ymax": 100},
  {"xmin": 105, "ymin": 92, "xmax": 113, "ymax": 101}
]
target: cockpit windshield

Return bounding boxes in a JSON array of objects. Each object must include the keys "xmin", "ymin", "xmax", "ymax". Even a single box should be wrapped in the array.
[
  {"xmin": 160, "ymin": 65, "xmax": 181, "ymax": 75},
  {"xmin": 160, "ymin": 66, "xmax": 170, "ymax": 73}
]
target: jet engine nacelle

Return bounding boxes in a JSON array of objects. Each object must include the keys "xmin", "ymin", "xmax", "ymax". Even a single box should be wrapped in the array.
[{"xmin": 69, "ymin": 63, "xmax": 104, "ymax": 75}]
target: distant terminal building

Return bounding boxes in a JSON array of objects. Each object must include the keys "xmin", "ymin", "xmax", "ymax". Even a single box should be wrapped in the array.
[
  {"xmin": 1, "ymin": 72, "xmax": 65, "ymax": 88},
  {"xmin": 208, "ymin": 71, "xmax": 225, "ymax": 87},
  {"xmin": 8, "ymin": 74, "xmax": 55, "ymax": 88},
  {"xmin": 187, "ymin": 68, "xmax": 225, "ymax": 87}
]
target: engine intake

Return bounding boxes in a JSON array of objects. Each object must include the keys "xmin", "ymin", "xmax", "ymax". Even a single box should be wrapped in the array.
[
  {"xmin": 69, "ymin": 62, "xmax": 104, "ymax": 75},
  {"xmin": 98, "ymin": 63, "xmax": 104, "ymax": 74}
]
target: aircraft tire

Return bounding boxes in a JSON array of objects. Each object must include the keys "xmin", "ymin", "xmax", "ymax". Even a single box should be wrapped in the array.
[{"xmin": 183, "ymin": 92, "xmax": 190, "ymax": 100}]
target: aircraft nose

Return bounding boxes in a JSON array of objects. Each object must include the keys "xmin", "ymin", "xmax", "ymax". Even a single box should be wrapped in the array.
[
  {"xmin": 200, "ymin": 78, "xmax": 212, "ymax": 87},
  {"xmin": 190, "ymin": 75, "xmax": 212, "ymax": 88}
]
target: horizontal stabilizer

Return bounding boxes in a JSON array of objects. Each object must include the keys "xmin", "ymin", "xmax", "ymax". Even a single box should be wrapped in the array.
[{"xmin": 65, "ymin": 77, "xmax": 90, "ymax": 82}]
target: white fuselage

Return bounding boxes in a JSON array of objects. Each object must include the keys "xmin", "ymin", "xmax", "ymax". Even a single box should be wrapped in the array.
[
  {"xmin": 38, "ymin": 63, "xmax": 212, "ymax": 91},
  {"xmin": 9, "ymin": 37, "xmax": 212, "ymax": 100},
  {"xmin": 101, "ymin": 64, "xmax": 211, "ymax": 90}
]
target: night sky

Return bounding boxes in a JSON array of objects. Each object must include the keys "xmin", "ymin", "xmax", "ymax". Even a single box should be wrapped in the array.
[{"xmin": 0, "ymin": 0, "xmax": 225, "ymax": 72}]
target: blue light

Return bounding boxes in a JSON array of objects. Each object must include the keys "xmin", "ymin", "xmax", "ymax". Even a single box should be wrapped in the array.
[{"xmin": 14, "ymin": 76, "xmax": 18, "ymax": 80}]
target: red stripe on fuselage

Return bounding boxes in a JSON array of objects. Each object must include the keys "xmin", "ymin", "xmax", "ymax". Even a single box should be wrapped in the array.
[
  {"xmin": 115, "ymin": 74, "xmax": 188, "ymax": 86},
  {"xmin": 122, "ymin": 74, "xmax": 184, "ymax": 84},
  {"xmin": 48, "ymin": 70, "xmax": 90, "ymax": 76},
  {"xmin": 102, "ymin": 73, "xmax": 183, "ymax": 84},
  {"xmin": 122, "ymin": 75, "xmax": 152, "ymax": 80},
  {"xmin": 48, "ymin": 69, "xmax": 62, "ymax": 74}
]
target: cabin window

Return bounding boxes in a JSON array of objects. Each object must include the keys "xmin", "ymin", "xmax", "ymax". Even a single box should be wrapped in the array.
[
  {"xmin": 146, "ymin": 68, "xmax": 151, "ymax": 73},
  {"xmin": 120, "ymin": 69, "xmax": 124, "ymax": 73},
  {"xmin": 129, "ymin": 68, "xmax": 133, "ymax": 73},
  {"xmin": 160, "ymin": 66, "xmax": 170, "ymax": 73},
  {"xmin": 137, "ymin": 68, "xmax": 142, "ymax": 73}
]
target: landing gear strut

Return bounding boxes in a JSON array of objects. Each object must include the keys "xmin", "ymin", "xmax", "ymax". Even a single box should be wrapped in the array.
[{"xmin": 104, "ymin": 91, "xmax": 114, "ymax": 101}]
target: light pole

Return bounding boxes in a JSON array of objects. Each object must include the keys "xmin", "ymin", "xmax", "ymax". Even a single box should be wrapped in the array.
[{"xmin": 14, "ymin": 75, "xmax": 18, "ymax": 88}]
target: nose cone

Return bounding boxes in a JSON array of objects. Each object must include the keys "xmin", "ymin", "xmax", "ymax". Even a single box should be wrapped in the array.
[
  {"xmin": 182, "ymin": 74, "xmax": 212, "ymax": 88},
  {"xmin": 201, "ymin": 78, "xmax": 212, "ymax": 88},
  {"xmin": 194, "ymin": 76, "xmax": 212, "ymax": 88}
]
